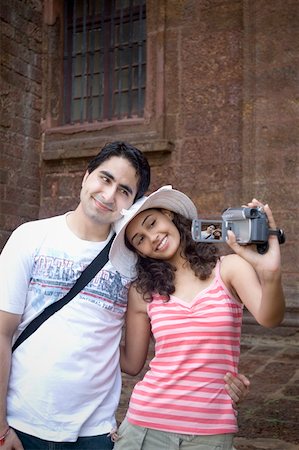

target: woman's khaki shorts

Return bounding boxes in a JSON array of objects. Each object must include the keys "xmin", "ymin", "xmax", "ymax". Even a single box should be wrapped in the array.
[{"xmin": 113, "ymin": 418, "xmax": 235, "ymax": 450}]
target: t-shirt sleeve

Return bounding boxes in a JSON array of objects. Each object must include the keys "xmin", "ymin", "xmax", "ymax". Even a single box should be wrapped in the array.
[{"xmin": 0, "ymin": 224, "xmax": 35, "ymax": 314}]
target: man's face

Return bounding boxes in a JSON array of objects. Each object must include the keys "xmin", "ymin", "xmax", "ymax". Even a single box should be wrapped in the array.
[{"xmin": 80, "ymin": 156, "xmax": 139, "ymax": 226}]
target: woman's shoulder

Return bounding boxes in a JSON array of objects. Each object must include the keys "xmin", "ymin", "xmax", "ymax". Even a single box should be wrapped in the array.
[
  {"xmin": 220, "ymin": 252, "xmax": 253, "ymax": 285},
  {"xmin": 221, "ymin": 252, "xmax": 253, "ymax": 266},
  {"xmin": 218, "ymin": 254, "xmax": 247, "ymax": 301},
  {"xmin": 220, "ymin": 253, "xmax": 250, "ymax": 277},
  {"xmin": 221, "ymin": 253, "xmax": 240, "ymax": 265}
]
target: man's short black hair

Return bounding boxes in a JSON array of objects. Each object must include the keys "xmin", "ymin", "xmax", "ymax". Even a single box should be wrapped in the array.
[{"xmin": 87, "ymin": 142, "xmax": 151, "ymax": 201}]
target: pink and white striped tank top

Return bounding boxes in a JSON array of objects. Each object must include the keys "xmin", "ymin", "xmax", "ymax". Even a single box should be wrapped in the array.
[{"xmin": 126, "ymin": 259, "xmax": 243, "ymax": 435}]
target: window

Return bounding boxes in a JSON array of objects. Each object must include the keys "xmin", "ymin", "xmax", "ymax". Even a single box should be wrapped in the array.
[{"xmin": 63, "ymin": 0, "xmax": 146, "ymax": 124}]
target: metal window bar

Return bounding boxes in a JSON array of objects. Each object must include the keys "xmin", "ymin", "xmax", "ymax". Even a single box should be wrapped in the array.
[
  {"xmin": 99, "ymin": 0, "xmax": 105, "ymax": 120},
  {"xmin": 102, "ymin": 1, "xmax": 110, "ymax": 120},
  {"xmin": 63, "ymin": 2, "xmax": 68, "ymax": 123},
  {"xmin": 87, "ymin": 0, "xmax": 96, "ymax": 122},
  {"xmin": 71, "ymin": 0, "xmax": 77, "ymax": 124},
  {"xmin": 137, "ymin": 0, "xmax": 143, "ymax": 116},
  {"xmin": 108, "ymin": 2, "xmax": 115, "ymax": 120},
  {"xmin": 80, "ymin": 0, "xmax": 87, "ymax": 122},
  {"xmin": 117, "ymin": 3, "xmax": 124, "ymax": 119},
  {"xmin": 127, "ymin": 0, "xmax": 133, "ymax": 118}
]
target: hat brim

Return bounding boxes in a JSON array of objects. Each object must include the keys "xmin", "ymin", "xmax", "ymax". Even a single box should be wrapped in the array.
[{"xmin": 109, "ymin": 186, "xmax": 198, "ymax": 278}]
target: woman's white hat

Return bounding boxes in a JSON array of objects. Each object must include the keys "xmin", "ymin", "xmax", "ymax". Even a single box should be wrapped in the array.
[{"xmin": 109, "ymin": 185, "xmax": 198, "ymax": 278}]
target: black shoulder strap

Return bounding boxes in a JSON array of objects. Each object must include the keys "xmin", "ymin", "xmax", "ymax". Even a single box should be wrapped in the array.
[{"xmin": 12, "ymin": 234, "xmax": 115, "ymax": 353}]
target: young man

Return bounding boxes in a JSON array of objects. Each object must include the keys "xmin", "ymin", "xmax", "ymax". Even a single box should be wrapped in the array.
[
  {"xmin": 0, "ymin": 142, "xmax": 249, "ymax": 450},
  {"xmin": 0, "ymin": 142, "xmax": 151, "ymax": 450}
]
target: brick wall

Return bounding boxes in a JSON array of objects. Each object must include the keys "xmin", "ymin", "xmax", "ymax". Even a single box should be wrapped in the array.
[
  {"xmin": 241, "ymin": 0, "xmax": 299, "ymax": 307},
  {"xmin": 1, "ymin": 0, "xmax": 298, "ymax": 316},
  {"xmin": 0, "ymin": 0, "xmax": 43, "ymax": 249}
]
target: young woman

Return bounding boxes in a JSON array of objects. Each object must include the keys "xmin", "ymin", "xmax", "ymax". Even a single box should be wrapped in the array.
[{"xmin": 109, "ymin": 186, "xmax": 285, "ymax": 450}]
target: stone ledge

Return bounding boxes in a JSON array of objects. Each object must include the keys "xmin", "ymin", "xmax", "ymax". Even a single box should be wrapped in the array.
[{"xmin": 42, "ymin": 138, "xmax": 173, "ymax": 161}]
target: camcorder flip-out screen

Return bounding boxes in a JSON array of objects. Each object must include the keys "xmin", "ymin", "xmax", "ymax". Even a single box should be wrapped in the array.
[{"xmin": 191, "ymin": 220, "xmax": 226, "ymax": 243}]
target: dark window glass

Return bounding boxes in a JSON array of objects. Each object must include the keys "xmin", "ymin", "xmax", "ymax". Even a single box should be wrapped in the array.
[{"xmin": 63, "ymin": 0, "xmax": 146, "ymax": 124}]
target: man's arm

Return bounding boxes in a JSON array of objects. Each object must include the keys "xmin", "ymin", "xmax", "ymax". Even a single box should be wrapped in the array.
[
  {"xmin": 224, "ymin": 372, "xmax": 250, "ymax": 406},
  {"xmin": 0, "ymin": 310, "xmax": 23, "ymax": 449},
  {"xmin": 120, "ymin": 284, "xmax": 151, "ymax": 376}
]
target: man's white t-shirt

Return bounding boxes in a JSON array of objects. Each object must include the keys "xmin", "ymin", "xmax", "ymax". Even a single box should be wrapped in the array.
[{"xmin": 0, "ymin": 214, "xmax": 131, "ymax": 441}]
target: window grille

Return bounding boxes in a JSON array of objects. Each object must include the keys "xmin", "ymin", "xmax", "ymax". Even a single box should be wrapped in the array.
[{"xmin": 63, "ymin": 0, "xmax": 146, "ymax": 124}]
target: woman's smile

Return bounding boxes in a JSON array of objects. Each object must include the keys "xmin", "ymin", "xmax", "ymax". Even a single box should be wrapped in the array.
[{"xmin": 156, "ymin": 235, "xmax": 168, "ymax": 251}]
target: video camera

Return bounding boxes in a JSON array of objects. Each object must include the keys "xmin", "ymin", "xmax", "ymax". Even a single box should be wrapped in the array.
[{"xmin": 191, "ymin": 207, "xmax": 285, "ymax": 254}]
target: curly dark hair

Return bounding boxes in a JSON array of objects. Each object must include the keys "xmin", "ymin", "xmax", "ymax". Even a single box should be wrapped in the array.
[{"xmin": 125, "ymin": 211, "xmax": 219, "ymax": 302}]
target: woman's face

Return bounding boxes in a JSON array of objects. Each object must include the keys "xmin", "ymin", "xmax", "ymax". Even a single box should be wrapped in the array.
[{"xmin": 125, "ymin": 208, "xmax": 181, "ymax": 262}]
